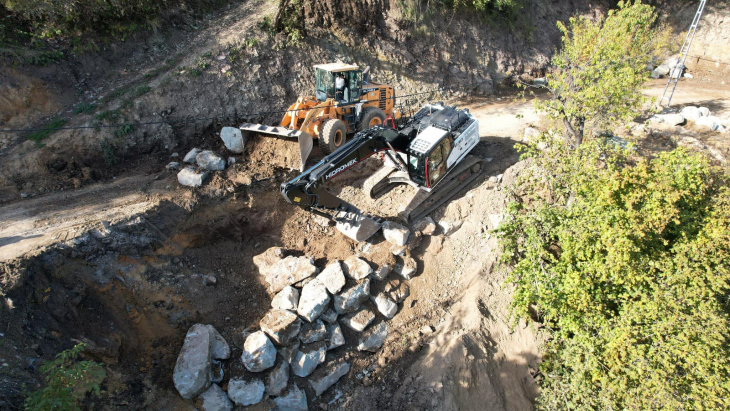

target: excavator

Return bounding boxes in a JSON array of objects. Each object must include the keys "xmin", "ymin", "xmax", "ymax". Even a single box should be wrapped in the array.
[
  {"xmin": 236, "ymin": 62, "xmax": 399, "ymax": 171},
  {"xmin": 280, "ymin": 103, "xmax": 485, "ymax": 241}
]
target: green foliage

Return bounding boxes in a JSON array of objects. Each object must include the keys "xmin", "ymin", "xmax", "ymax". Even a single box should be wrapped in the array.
[
  {"xmin": 397, "ymin": 0, "xmax": 521, "ymax": 24},
  {"xmin": 101, "ymin": 138, "xmax": 119, "ymax": 166},
  {"xmin": 257, "ymin": 16, "xmax": 274, "ymax": 34},
  {"xmin": 26, "ymin": 117, "xmax": 66, "ymax": 146},
  {"xmin": 72, "ymin": 102, "xmax": 96, "ymax": 114},
  {"xmin": 500, "ymin": 138, "xmax": 730, "ymax": 410},
  {"xmin": 95, "ymin": 110, "xmax": 120, "ymax": 122},
  {"xmin": 129, "ymin": 85, "xmax": 151, "ymax": 98},
  {"xmin": 24, "ymin": 343, "xmax": 106, "ymax": 411},
  {"xmin": 533, "ymin": 1, "xmax": 667, "ymax": 147},
  {"xmin": 113, "ymin": 124, "xmax": 134, "ymax": 138},
  {"xmin": 102, "ymin": 87, "xmax": 129, "ymax": 103}
]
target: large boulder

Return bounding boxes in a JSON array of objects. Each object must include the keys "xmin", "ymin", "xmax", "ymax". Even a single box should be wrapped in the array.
[
  {"xmin": 266, "ymin": 256, "xmax": 318, "ymax": 293},
  {"xmin": 341, "ymin": 307, "xmax": 376, "ymax": 332},
  {"xmin": 333, "ymin": 279, "xmax": 370, "ymax": 314},
  {"xmin": 696, "ymin": 116, "xmax": 726, "ymax": 132},
  {"xmin": 204, "ymin": 325, "xmax": 230, "ymax": 360},
  {"xmin": 651, "ymin": 64, "xmax": 670, "ymax": 79},
  {"xmin": 271, "ymin": 285, "xmax": 300, "ymax": 311},
  {"xmin": 316, "ymin": 261, "xmax": 346, "ymax": 294},
  {"xmin": 273, "ymin": 385, "xmax": 308, "ymax": 411},
  {"xmin": 291, "ymin": 341, "xmax": 327, "ymax": 377},
  {"xmin": 173, "ymin": 324, "xmax": 212, "ymax": 399},
  {"xmin": 326, "ymin": 323, "xmax": 345, "ymax": 350},
  {"xmin": 343, "ymin": 256, "xmax": 373, "ymax": 280},
  {"xmin": 199, "ymin": 384, "xmax": 233, "ymax": 411},
  {"xmin": 358, "ymin": 322, "xmax": 388, "ymax": 352},
  {"xmin": 412, "ymin": 216, "xmax": 437, "ymax": 235},
  {"xmin": 309, "ymin": 362, "xmax": 350, "ymax": 397},
  {"xmin": 253, "ymin": 247, "xmax": 285, "ymax": 276},
  {"xmin": 266, "ymin": 360, "xmax": 290, "ymax": 397},
  {"xmin": 382, "ymin": 221, "xmax": 410, "ymax": 246},
  {"xmin": 650, "ymin": 113, "xmax": 685, "ymax": 126},
  {"xmin": 680, "ymin": 106, "xmax": 702, "ymax": 122},
  {"xmin": 228, "ymin": 379, "xmax": 265, "ymax": 406},
  {"xmin": 241, "ymin": 331, "xmax": 276, "ymax": 372},
  {"xmin": 177, "ymin": 167, "xmax": 209, "ymax": 187},
  {"xmin": 371, "ymin": 293, "xmax": 398, "ymax": 319},
  {"xmin": 260, "ymin": 309, "xmax": 302, "ymax": 346},
  {"xmin": 297, "ymin": 278, "xmax": 331, "ymax": 322},
  {"xmin": 299, "ymin": 319, "xmax": 327, "ymax": 344},
  {"xmin": 220, "ymin": 127, "xmax": 245, "ymax": 154},
  {"xmin": 196, "ymin": 150, "xmax": 226, "ymax": 171}
]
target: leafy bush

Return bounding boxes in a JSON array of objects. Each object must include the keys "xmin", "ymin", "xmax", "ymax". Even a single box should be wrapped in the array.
[
  {"xmin": 530, "ymin": 1, "xmax": 668, "ymax": 147},
  {"xmin": 500, "ymin": 139, "xmax": 730, "ymax": 410},
  {"xmin": 26, "ymin": 118, "xmax": 66, "ymax": 146},
  {"xmin": 25, "ymin": 343, "xmax": 106, "ymax": 411}
]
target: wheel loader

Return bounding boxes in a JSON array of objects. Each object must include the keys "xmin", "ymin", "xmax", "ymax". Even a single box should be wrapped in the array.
[
  {"xmin": 280, "ymin": 103, "xmax": 485, "ymax": 242},
  {"xmin": 236, "ymin": 63, "xmax": 399, "ymax": 171}
]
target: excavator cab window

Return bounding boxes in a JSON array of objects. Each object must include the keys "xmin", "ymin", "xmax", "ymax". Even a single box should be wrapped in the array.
[{"xmin": 427, "ymin": 138, "xmax": 453, "ymax": 187}]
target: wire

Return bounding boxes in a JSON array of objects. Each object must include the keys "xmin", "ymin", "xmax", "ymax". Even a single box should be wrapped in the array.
[{"xmin": 0, "ymin": 90, "xmax": 440, "ymax": 134}]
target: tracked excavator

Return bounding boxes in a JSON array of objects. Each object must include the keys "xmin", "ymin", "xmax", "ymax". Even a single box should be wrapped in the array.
[
  {"xmin": 235, "ymin": 63, "xmax": 399, "ymax": 171},
  {"xmin": 280, "ymin": 103, "xmax": 485, "ymax": 241}
]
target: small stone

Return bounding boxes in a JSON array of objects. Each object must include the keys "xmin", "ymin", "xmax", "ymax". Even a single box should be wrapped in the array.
[
  {"xmin": 166, "ymin": 161, "xmax": 180, "ymax": 170},
  {"xmin": 299, "ymin": 319, "xmax": 327, "ymax": 344},
  {"xmin": 382, "ymin": 221, "xmax": 410, "ymax": 246},
  {"xmin": 358, "ymin": 323, "xmax": 388, "ymax": 352},
  {"xmin": 196, "ymin": 150, "xmax": 226, "ymax": 171},
  {"xmin": 371, "ymin": 294, "xmax": 398, "ymax": 319},
  {"xmin": 309, "ymin": 362, "xmax": 350, "ymax": 397},
  {"xmin": 333, "ymin": 279, "xmax": 370, "ymax": 314},
  {"xmin": 437, "ymin": 220, "xmax": 463, "ymax": 236},
  {"xmin": 204, "ymin": 275, "xmax": 217, "ymax": 286},
  {"xmin": 297, "ymin": 279, "xmax": 331, "ymax": 322},
  {"xmin": 488, "ymin": 213, "xmax": 504, "ymax": 230},
  {"xmin": 406, "ymin": 231, "xmax": 422, "ymax": 250},
  {"xmin": 267, "ymin": 361, "xmax": 289, "ymax": 397},
  {"xmin": 177, "ymin": 166, "xmax": 209, "ymax": 187},
  {"xmin": 267, "ymin": 256, "xmax": 318, "ymax": 293},
  {"xmin": 227, "ymin": 157, "xmax": 236, "ymax": 166},
  {"xmin": 220, "ymin": 127, "xmax": 245, "ymax": 154},
  {"xmin": 420, "ymin": 325, "xmax": 434, "ymax": 335},
  {"xmin": 204, "ymin": 325, "xmax": 231, "ymax": 360},
  {"xmin": 173, "ymin": 324, "xmax": 211, "ymax": 399},
  {"xmin": 260, "ymin": 309, "xmax": 302, "ymax": 346},
  {"xmin": 316, "ymin": 261, "xmax": 346, "ymax": 294},
  {"xmin": 326, "ymin": 323, "xmax": 345, "ymax": 350},
  {"xmin": 183, "ymin": 148, "xmax": 201, "ymax": 163},
  {"xmin": 273, "ymin": 385, "xmax": 308, "ymax": 411},
  {"xmin": 342, "ymin": 307, "xmax": 376, "ymax": 332},
  {"xmin": 390, "ymin": 245, "xmax": 406, "ymax": 256},
  {"xmin": 344, "ymin": 256, "xmax": 373, "ymax": 280},
  {"xmin": 291, "ymin": 342, "xmax": 327, "ymax": 377},
  {"xmin": 363, "ymin": 376, "xmax": 373, "ymax": 386},
  {"xmin": 228, "ymin": 379, "xmax": 265, "ymax": 406},
  {"xmin": 320, "ymin": 309, "xmax": 338, "ymax": 324},
  {"xmin": 394, "ymin": 256, "xmax": 417, "ymax": 280},
  {"xmin": 199, "ymin": 384, "xmax": 233, "ymax": 411},
  {"xmin": 371, "ymin": 264, "xmax": 391, "ymax": 281},
  {"xmin": 171, "ymin": 152, "xmax": 180, "ymax": 158},
  {"xmin": 241, "ymin": 331, "xmax": 276, "ymax": 372},
  {"xmin": 272, "ymin": 285, "xmax": 300, "ymax": 311},
  {"xmin": 412, "ymin": 217, "xmax": 437, "ymax": 235}
]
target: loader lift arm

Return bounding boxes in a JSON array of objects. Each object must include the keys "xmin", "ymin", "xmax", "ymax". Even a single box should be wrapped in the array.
[{"xmin": 280, "ymin": 126, "xmax": 408, "ymax": 216}]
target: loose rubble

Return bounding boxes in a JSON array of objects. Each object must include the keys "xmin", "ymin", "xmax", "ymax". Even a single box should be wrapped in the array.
[
  {"xmin": 344, "ymin": 256, "xmax": 373, "ymax": 280},
  {"xmin": 334, "ymin": 279, "xmax": 370, "ymax": 313},
  {"xmin": 260, "ymin": 309, "xmax": 302, "ymax": 346},
  {"xmin": 266, "ymin": 361, "xmax": 290, "ymax": 397},
  {"xmin": 177, "ymin": 166, "xmax": 209, "ymax": 187},
  {"xmin": 326, "ymin": 323, "xmax": 346, "ymax": 350},
  {"xmin": 395, "ymin": 256, "xmax": 417, "ymax": 280},
  {"xmin": 316, "ymin": 261, "xmax": 346, "ymax": 294},
  {"xmin": 358, "ymin": 322, "xmax": 388, "ymax": 352},
  {"xmin": 371, "ymin": 293, "xmax": 398, "ymax": 319},
  {"xmin": 413, "ymin": 216, "xmax": 437, "ymax": 235},
  {"xmin": 273, "ymin": 385, "xmax": 308, "ymax": 411},
  {"xmin": 196, "ymin": 150, "xmax": 226, "ymax": 171},
  {"xmin": 266, "ymin": 256, "xmax": 318, "ymax": 293},
  {"xmin": 183, "ymin": 148, "xmax": 201, "ymax": 163},
  {"xmin": 297, "ymin": 278, "xmax": 331, "ymax": 322},
  {"xmin": 271, "ymin": 285, "xmax": 300, "ymax": 311},
  {"xmin": 309, "ymin": 362, "xmax": 351, "ymax": 397},
  {"xmin": 291, "ymin": 341, "xmax": 327, "ymax": 377},
  {"xmin": 382, "ymin": 221, "xmax": 411, "ymax": 246},
  {"xmin": 342, "ymin": 307, "xmax": 376, "ymax": 332},
  {"xmin": 199, "ymin": 384, "xmax": 233, "ymax": 411}
]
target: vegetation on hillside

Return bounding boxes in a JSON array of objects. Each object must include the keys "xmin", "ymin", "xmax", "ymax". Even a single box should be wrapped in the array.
[{"xmin": 531, "ymin": 0, "xmax": 668, "ymax": 147}]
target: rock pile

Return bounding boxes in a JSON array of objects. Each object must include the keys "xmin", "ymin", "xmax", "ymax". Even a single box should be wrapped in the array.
[
  {"xmin": 650, "ymin": 105, "xmax": 728, "ymax": 134},
  {"xmin": 175, "ymin": 128, "xmax": 247, "ymax": 187},
  {"xmin": 172, "ymin": 219, "xmax": 441, "ymax": 408}
]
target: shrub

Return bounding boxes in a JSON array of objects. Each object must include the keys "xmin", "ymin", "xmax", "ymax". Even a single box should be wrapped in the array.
[
  {"xmin": 500, "ymin": 139, "xmax": 730, "ymax": 410},
  {"xmin": 24, "ymin": 343, "xmax": 106, "ymax": 411}
]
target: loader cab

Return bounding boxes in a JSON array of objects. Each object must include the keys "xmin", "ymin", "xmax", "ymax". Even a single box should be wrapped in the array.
[{"xmin": 314, "ymin": 63, "xmax": 363, "ymax": 104}]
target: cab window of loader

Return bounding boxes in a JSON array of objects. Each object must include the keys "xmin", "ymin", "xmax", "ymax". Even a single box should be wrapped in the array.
[{"xmin": 316, "ymin": 69, "xmax": 334, "ymax": 100}]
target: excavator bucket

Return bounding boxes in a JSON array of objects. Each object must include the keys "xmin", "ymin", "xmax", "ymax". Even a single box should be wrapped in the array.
[
  {"xmin": 239, "ymin": 123, "xmax": 313, "ymax": 171},
  {"xmin": 334, "ymin": 211, "xmax": 383, "ymax": 242}
]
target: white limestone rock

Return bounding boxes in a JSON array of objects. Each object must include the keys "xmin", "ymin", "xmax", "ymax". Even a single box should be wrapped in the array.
[
  {"xmin": 358, "ymin": 322, "xmax": 388, "ymax": 352},
  {"xmin": 371, "ymin": 293, "xmax": 398, "ymax": 319},
  {"xmin": 309, "ymin": 362, "xmax": 350, "ymax": 397},
  {"xmin": 344, "ymin": 256, "xmax": 373, "ymax": 280},
  {"xmin": 173, "ymin": 324, "xmax": 211, "ymax": 399},
  {"xmin": 273, "ymin": 384, "xmax": 308, "ymax": 411},
  {"xmin": 316, "ymin": 260, "xmax": 346, "ymax": 294},
  {"xmin": 266, "ymin": 361, "xmax": 289, "ymax": 397},
  {"xmin": 291, "ymin": 341, "xmax": 327, "ymax": 377},
  {"xmin": 241, "ymin": 331, "xmax": 276, "ymax": 372},
  {"xmin": 183, "ymin": 148, "xmax": 201, "ymax": 163},
  {"xmin": 177, "ymin": 166, "xmax": 209, "ymax": 187},
  {"xmin": 297, "ymin": 278, "xmax": 331, "ymax": 322},
  {"xmin": 204, "ymin": 325, "xmax": 231, "ymax": 360},
  {"xmin": 341, "ymin": 307, "xmax": 376, "ymax": 332},
  {"xmin": 196, "ymin": 150, "xmax": 226, "ymax": 171},
  {"xmin": 260, "ymin": 309, "xmax": 302, "ymax": 346},
  {"xmin": 382, "ymin": 221, "xmax": 410, "ymax": 246},
  {"xmin": 220, "ymin": 127, "xmax": 245, "ymax": 154},
  {"xmin": 333, "ymin": 279, "xmax": 370, "ymax": 314},
  {"xmin": 228, "ymin": 379, "xmax": 264, "ymax": 406},
  {"xmin": 271, "ymin": 285, "xmax": 300, "ymax": 311},
  {"xmin": 199, "ymin": 384, "xmax": 233, "ymax": 411}
]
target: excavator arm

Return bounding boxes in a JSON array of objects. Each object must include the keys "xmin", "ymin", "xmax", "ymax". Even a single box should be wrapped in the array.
[{"xmin": 280, "ymin": 126, "xmax": 406, "ymax": 215}]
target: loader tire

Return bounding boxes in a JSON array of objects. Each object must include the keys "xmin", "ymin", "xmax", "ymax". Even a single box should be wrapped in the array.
[
  {"xmin": 358, "ymin": 107, "xmax": 386, "ymax": 131},
  {"xmin": 319, "ymin": 119, "xmax": 348, "ymax": 154}
]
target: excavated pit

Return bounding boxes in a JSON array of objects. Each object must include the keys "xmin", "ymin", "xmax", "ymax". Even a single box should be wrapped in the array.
[{"xmin": 0, "ymin": 135, "xmax": 538, "ymax": 410}]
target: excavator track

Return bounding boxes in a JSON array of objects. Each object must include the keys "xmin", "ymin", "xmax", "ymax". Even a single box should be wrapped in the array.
[{"xmin": 399, "ymin": 155, "xmax": 486, "ymax": 223}]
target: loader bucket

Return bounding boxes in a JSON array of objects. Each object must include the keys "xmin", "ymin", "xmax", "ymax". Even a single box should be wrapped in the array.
[
  {"xmin": 239, "ymin": 123, "xmax": 313, "ymax": 171},
  {"xmin": 334, "ymin": 211, "xmax": 383, "ymax": 242}
]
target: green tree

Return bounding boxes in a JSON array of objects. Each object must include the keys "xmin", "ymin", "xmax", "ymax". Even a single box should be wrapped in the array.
[
  {"xmin": 500, "ymin": 138, "xmax": 730, "ymax": 410},
  {"xmin": 534, "ymin": 1, "xmax": 666, "ymax": 147},
  {"xmin": 25, "ymin": 344, "xmax": 106, "ymax": 411}
]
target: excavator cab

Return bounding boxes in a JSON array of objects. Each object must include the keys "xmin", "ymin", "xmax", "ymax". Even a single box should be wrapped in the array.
[{"xmin": 314, "ymin": 63, "xmax": 363, "ymax": 103}]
